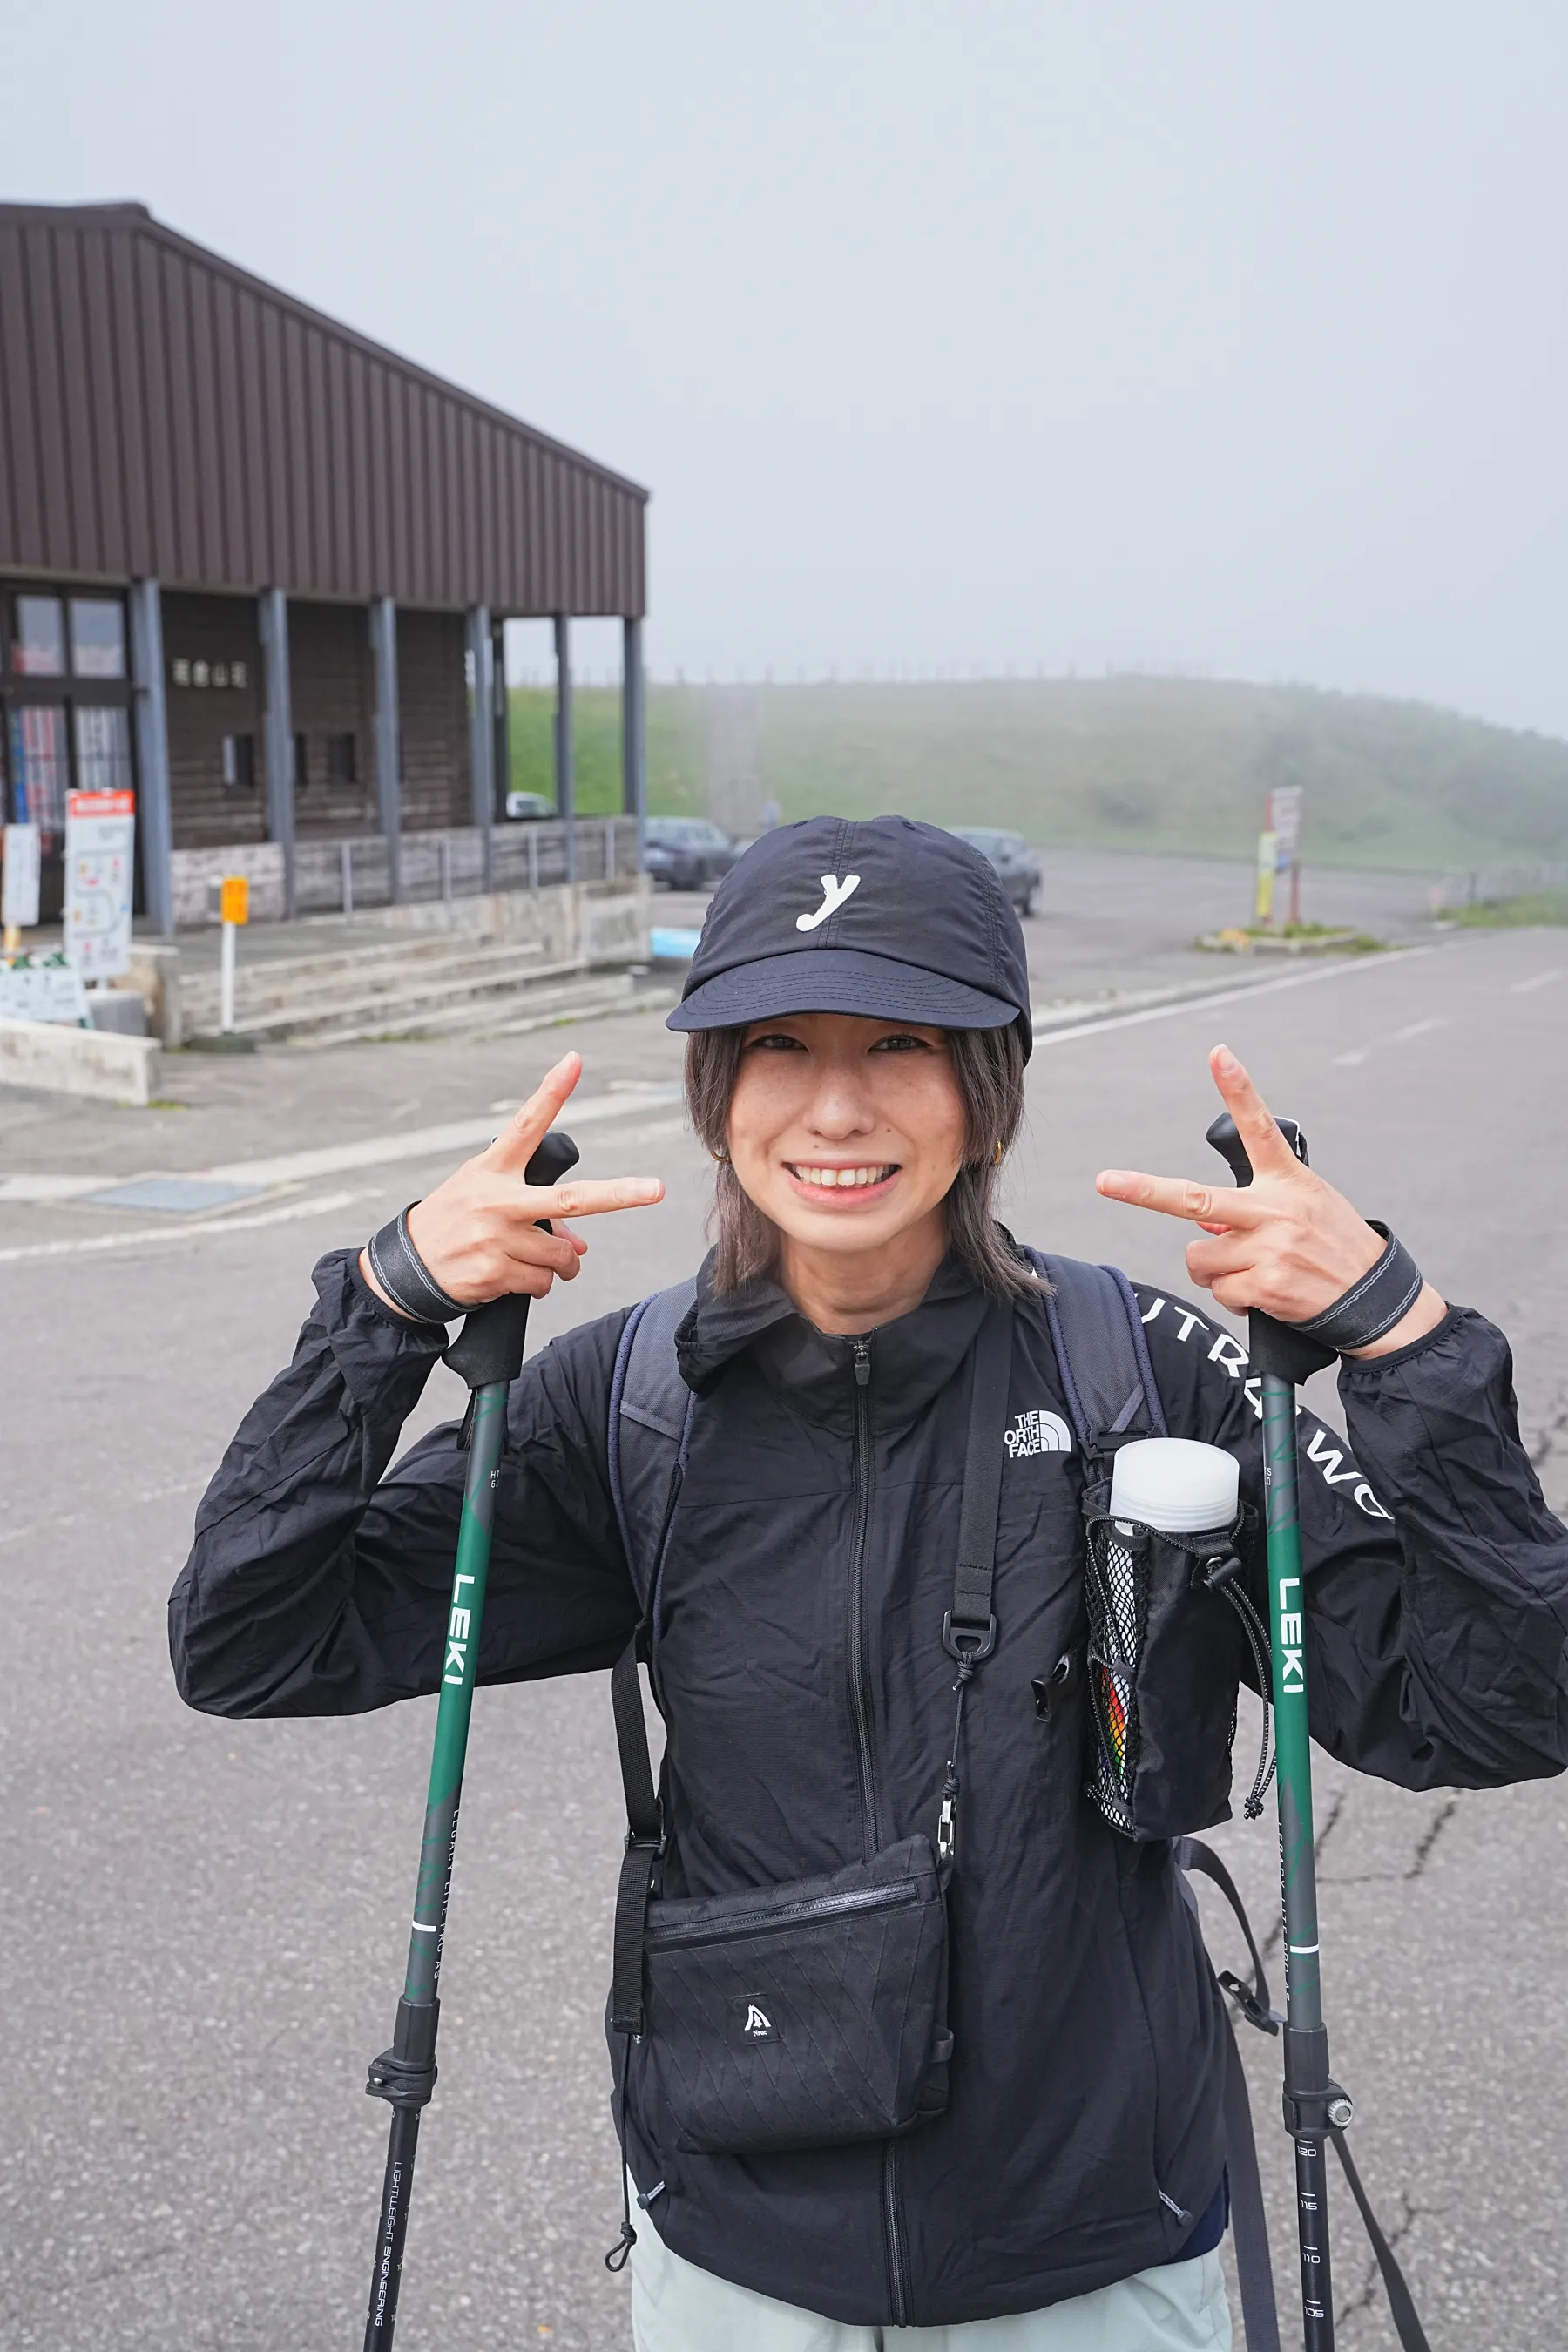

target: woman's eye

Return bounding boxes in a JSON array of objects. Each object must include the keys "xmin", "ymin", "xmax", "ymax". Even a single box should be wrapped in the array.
[
  {"xmin": 747, "ymin": 1031, "xmax": 808, "ymax": 1052},
  {"xmin": 870, "ymin": 1032, "xmax": 932, "ymax": 1053}
]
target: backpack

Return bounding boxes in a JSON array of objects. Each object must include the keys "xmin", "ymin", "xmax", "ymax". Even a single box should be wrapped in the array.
[{"xmin": 601, "ymin": 1255, "xmax": 1434, "ymax": 2352}]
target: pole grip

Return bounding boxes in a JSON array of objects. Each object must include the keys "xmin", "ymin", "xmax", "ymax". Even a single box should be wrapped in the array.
[
  {"xmin": 1206, "ymin": 1114, "xmax": 1335, "ymax": 1381},
  {"xmin": 442, "ymin": 1129, "xmax": 578, "ymax": 1390}
]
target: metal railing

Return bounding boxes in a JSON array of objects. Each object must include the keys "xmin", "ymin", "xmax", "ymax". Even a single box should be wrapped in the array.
[{"xmin": 294, "ymin": 818, "xmax": 639, "ymax": 917}]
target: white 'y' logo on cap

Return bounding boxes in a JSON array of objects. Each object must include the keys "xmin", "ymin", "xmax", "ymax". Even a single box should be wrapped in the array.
[{"xmin": 796, "ymin": 874, "xmax": 861, "ymax": 931}]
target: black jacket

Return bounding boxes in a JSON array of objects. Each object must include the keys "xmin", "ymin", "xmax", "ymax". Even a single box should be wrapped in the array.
[{"xmin": 170, "ymin": 1248, "xmax": 1568, "ymax": 2326}]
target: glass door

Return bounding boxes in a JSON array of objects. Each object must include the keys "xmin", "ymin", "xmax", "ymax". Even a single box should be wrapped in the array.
[{"xmin": 1, "ymin": 588, "xmax": 133, "ymax": 925}]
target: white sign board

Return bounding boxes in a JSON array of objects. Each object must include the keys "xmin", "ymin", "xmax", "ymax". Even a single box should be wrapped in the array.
[
  {"xmin": 1268, "ymin": 786, "xmax": 1304, "ymax": 863},
  {"xmin": 3, "ymin": 823, "xmax": 41, "ymax": 929},
  {"xmin": 64, "ymin": 790, "xmax": 135, "ymax": 981},
  {"xmin": 0, "ymin": 958, "xmax": 90, "ymax": 1024}
]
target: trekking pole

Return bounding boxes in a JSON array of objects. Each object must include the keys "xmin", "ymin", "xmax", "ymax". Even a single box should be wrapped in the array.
[
  {"xmin": 361, "ymin": 1128, "xmax": 579, "ymax": 2350},
  {"xmin": 1206, "ymin": 1112, "xmax": 1353, "ymax": 2351}
]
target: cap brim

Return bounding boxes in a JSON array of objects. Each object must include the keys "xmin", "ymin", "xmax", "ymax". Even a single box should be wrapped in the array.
[{"xmin": 666, "ymin": 946, "xmax": 1025, "ymax": 1039}]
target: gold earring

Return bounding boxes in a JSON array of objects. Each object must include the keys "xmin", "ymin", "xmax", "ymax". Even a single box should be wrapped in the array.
[
  {"xmin": 711, "ymin": 1146, "xmax": 730, "ymax": 1163},
  {"xmin": 993, "ymin": 1140, "xmax": 1004, "ymax": 1166}
]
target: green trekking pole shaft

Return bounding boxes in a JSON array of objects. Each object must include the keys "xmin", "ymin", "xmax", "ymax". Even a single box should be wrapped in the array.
[
  {"xmin": 1260, "ymin": 1365, "xmax": 1336, "ymax": 2345},
  {"xmin": 362, "ymin": 1131, "xmax": 578, "ymax": 2350},
  {"xmin": 1209, "ymin": 1114, "xmax": 1349, "ymax": 2351}
]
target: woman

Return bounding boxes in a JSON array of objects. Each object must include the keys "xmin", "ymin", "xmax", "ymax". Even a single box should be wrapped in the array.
[{"xmin": 171, "ymin": 815, "xmax": 1568, "ymax": 2349}]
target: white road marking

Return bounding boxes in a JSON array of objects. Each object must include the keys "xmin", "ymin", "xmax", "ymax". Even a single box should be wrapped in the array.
[
  {"xmin": 1333, "ymin": 1013, "xmax": 1449, "ymax": 1068},
  {"xmin": 0, "ymin": 1188, "xmax": 365, "ymax": 1263},
  {"xmin": 1510, "ymin": 968, "xmax": 1564, "ymax": 995},
  {"xmin": 0, "ymin": 1085, "xmax": 686, "ymax": 1205},
  {"xmin": 1031, "ymin": 947, "xmax": 1432, "ymax": 1051},
  {"xmin": 1389, "ymin": 1017, "xmax": 1448, "ymax": 1044}
]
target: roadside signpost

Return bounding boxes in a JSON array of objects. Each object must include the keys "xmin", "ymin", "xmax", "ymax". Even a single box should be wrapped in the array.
[
  {"xmin": 218, "ymin": 873, "xmax": 249, "ymax": 1034},
  {"xmin": 64, "ymin": 789, "xmax": 135, "ymax": 983},
  {"xmin": 3, "ymin": 821, "xmax": 41, "ymax": 956}
]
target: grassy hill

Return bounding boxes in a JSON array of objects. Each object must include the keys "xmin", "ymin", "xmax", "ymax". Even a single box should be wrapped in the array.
[{"xmin": 506, "ymin": 676, "xmax": 1568, "ymax": 873}]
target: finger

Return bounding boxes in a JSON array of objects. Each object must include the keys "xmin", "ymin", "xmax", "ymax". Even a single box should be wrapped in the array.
[
  {"xmin": 484, "ymin": 1052, "xmax": 584, "ymax": 1173},
  {"xmin": 1097, "ymin": 1168, "xmax": 1266, "ymax": 1227},
  {"xmin": 554, "ymin": 1221, "xmax": 590, "ymax": 1257},
  {"xmin": 1208, "ymin": 1044, "xmax": 1300, "ymax": 1178},
  {"xmin": 1185, "ymin": 1230, "xmax": 1256, "ymax": 1287},
  {"xmin": 533, "ymin": 1174, "xmax": 665, "ymax": 1220}
]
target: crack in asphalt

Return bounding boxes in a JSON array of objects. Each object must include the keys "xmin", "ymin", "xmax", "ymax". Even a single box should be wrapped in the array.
[
  {"xmin": 1333, "ymin": 2180, "xmax": 1449, "ymax": 2330},
  {"xmin": 1327, "ymin": 1792, "xmax": 1463, "ymax": 1889}
]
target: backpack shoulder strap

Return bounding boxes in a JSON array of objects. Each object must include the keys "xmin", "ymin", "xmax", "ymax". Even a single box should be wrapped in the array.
[
  {"xmin": 607, "ymin": 1278, "xmax": 698, "ymax": 1611},
  {"xmin": 1021, "ymin": 1248, "xmax": 1168, "ymax": 1451}
]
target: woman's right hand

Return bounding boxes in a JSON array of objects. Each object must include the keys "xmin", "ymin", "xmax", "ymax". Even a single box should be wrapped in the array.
[{"xmin": 359, "ymin": 1051, "xmax": 665, "ymax": 1315}]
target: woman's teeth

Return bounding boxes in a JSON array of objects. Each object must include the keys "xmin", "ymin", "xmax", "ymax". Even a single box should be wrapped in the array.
[{"xmin": 793, "ymin": 1165, "xmax": 896, "ymax": 1188}]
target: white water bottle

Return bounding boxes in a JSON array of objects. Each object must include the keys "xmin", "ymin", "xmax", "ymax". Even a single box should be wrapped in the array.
[{"xmin": 1109, "ymin": 1437, "xmax": 1240, "ymax": 1537}]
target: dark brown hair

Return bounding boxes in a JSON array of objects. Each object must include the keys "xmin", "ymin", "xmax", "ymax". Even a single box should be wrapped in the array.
[{"xmin": 684, "ymin": 1019, "xmax": 1036, "ymax": 1299}]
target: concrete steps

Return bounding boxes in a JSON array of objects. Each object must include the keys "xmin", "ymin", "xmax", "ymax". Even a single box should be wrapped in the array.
[{"xmin": 180, "ymin": 931, "xmax": 652, "ymax": 1047}]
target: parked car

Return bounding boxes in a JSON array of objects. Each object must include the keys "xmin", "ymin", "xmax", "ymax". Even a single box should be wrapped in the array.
[
  {"xmin": 504, "ymin": 790, "xmax": 556, "ymax": 821},
  {"xmin": 642, "ymin": 816, "xmax": 741, "ymax": 890},
  {"xmin": 949, "ymin": 826, "xmax": 1041, "ymax": 916}
]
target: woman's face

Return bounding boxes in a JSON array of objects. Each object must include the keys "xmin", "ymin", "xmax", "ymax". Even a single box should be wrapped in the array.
[{"xmin": 727, "ymin": 1013, "xmax": 970, "ymax": 1267}]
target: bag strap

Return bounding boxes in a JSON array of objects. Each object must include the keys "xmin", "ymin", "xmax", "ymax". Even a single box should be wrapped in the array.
[
  {"xmin": 1177, "ymin": 1836, "xmax": 1433, "ymax": 2352},
  {"xmin": 1024, "ymin": 1249, "xmax": 1166, "ymax": 1453},
  {"xmin": 944, "ymin": 1299, "xmax": 1015, "ymax": 1660},
  {"xmin": 608, "ymin": 1279, "xmax": 699, "ymax": 1611}
]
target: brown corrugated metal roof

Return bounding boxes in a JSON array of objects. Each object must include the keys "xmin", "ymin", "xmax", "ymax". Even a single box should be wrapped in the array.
[{"xmin": 0, "ymin": 202, "xmax": 646, "ymax": 615}]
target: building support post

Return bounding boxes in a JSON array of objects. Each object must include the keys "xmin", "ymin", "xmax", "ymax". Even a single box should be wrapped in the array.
[
  {"xmin": 490, "ymin": 618, "xmax": 510, "ymax": 824},
  {"xmin": 129, "ymin": 578, "xmax": 173, "ymax": 936},
  {"xmin": 259, "ymin": 587, "xmax": 296, "ymax": 919},
  {"xmin": 621, "ymin": 615, "xmax": 646, "ymax": 881},
  {"xmin": 553, "ymin": 612, "xmax": 575, "ymax": 885},
  {"xmin": 370, "ymin": 597, "xmax": 402, "ymax": 902},
  {"xmin": 467, "ymin": 604, "xmax": 494, "ymax": 890}
]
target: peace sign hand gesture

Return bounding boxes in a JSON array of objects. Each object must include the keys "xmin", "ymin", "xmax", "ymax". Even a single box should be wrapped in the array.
[
  {"xmin": 1095, "ymin": 1045, "xmax": 1444, "ymax": 1359},
  {"xmin": 361, "ymin": 1051, "xmax": 665, "ymax": 1316}
]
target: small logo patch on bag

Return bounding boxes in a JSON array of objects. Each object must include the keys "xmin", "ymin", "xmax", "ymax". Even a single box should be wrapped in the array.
[
  {"xmin": 737, "ymin": 2001, "xmax": 777, "ymax": 2042},
  {"xmin": 1004, "ymin": 1409, "xmax": 1073, "ymax": 1458}
]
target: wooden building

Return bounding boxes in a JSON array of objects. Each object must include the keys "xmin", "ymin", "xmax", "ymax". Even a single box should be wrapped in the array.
[{"xmin": 0, "ymin": 201, "xmax": 648, "ymax": 928}]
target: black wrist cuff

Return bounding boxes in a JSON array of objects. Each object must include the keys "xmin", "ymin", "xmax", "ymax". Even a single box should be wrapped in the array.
[
  {"xmin": 1287, "ymin": 1221, "xmax": 1423, "ymax": 1352},
  {"xmin": 366, "ymin": 1206, "xmax": 468, "ymax": 1326}
]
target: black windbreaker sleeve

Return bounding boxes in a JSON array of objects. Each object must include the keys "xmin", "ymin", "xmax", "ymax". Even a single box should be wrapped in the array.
[
  {"xmin": 168, "ymin": 1249, "xmax": 640, "ymax": 1718},
  {"xmin": 1134, "ymin": 1286, "xmax": 1568, "ymax": 1791}
]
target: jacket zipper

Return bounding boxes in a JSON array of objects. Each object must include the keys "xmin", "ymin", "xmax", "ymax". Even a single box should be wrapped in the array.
[
  {"xmin": 644, "ymin": 1876, "xmax": 922, "ymax": 1951},
  {"xmin": 846, "ymin": 1335, "xmax": 910, "ymax": 2328}
]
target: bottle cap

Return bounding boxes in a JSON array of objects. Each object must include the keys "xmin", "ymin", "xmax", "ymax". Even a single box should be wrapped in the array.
[{"xmin": 1109, "ymin": 1437, "xmax": 1240, "ymax": 1535}]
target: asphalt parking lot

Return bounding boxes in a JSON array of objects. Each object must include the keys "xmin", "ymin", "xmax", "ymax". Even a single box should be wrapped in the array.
[{"xmin": 2, "ymin": 868, "xmax": 1564, "ymax": 2350}]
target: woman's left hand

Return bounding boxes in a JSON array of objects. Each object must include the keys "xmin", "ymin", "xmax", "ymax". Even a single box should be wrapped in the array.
[{"xmin": 1094, "ymin": 1044, "xmax": 1446, "ymax": 1358}]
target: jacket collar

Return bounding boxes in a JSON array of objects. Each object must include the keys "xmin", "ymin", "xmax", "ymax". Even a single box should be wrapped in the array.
[{"xmin": 676, "ymin": 1248, "xmax": 995, "ymax": 1429}]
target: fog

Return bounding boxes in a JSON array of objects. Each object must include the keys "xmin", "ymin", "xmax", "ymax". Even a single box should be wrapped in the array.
[{"xmin": 8, "ymin": 3, "xmax": 1567, "ymax": 731}]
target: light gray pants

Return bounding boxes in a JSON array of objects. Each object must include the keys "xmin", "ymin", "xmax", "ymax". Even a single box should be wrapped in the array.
[{"xmin": 629, "ymin": 2196, "xmax": 1233, "ymax": 2352}]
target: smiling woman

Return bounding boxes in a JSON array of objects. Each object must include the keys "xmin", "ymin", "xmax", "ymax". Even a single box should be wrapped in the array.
[
  {"xmin": 172, "ymin": 812, "xmax": 1568, "ymax": 2352},
  {"xmin": 685, "ymin": 1011, "xmax": 1031, "ymax": 1320}
]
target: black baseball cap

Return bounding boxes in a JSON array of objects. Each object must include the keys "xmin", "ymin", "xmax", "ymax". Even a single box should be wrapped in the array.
[{"xmin": 666, "ymin": 815, "xmax": 1033, "ymax": 1058}]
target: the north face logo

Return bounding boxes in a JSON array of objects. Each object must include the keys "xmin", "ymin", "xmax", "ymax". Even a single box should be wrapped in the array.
[
  {"xmin": 1004, "ymin": 1409, "xmax": 1072, "ymax": 1458},
  {"xmin": 739, "ymin": 2003, "xmax": 776, "ymax": 2041}
]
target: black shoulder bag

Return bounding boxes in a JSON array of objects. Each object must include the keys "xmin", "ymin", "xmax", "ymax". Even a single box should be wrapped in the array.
[{"xmin": 605, "ymin": 1301, "xmax": 1012, "ymax": 2169}]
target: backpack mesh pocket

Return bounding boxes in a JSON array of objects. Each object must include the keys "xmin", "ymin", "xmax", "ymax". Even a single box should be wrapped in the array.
[{"xmin": 1082, "ymin": 1509, "xmax": 1260, "ymax": 1842}]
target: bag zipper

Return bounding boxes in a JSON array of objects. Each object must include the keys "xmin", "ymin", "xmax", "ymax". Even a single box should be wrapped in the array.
[
  {"xmin": 644, "ymin": 1876, "xmax": 922, "ymax": 1950},
  {"xmin": 847, "ymin": 1336, "xmax": 910, "ymax": 2327}
]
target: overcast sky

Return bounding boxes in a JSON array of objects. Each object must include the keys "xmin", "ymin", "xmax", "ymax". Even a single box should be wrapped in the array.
[{"xmin": 8, "ymin": 3, "xmax": 1568, "ymax": 730}]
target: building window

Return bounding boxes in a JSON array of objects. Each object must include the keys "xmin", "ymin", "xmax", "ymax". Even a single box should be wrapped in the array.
[
  {"xmin": 69, "ymin": 598, "xmax": 126, "ymax": 679},
  {"xmin": 11, "ymin": 595, "xmax": 65, "ymax": 676},
  {"xmin": 294, "ymin": 733, "xmax": 309, "ymax": 789},
  {"xmin": 221, "ymin": 733, "xmax": 256, "ymax": 789},
  {"xmin": 326, "ymin": 731, "xmax": 357, "ymax": 786}
]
